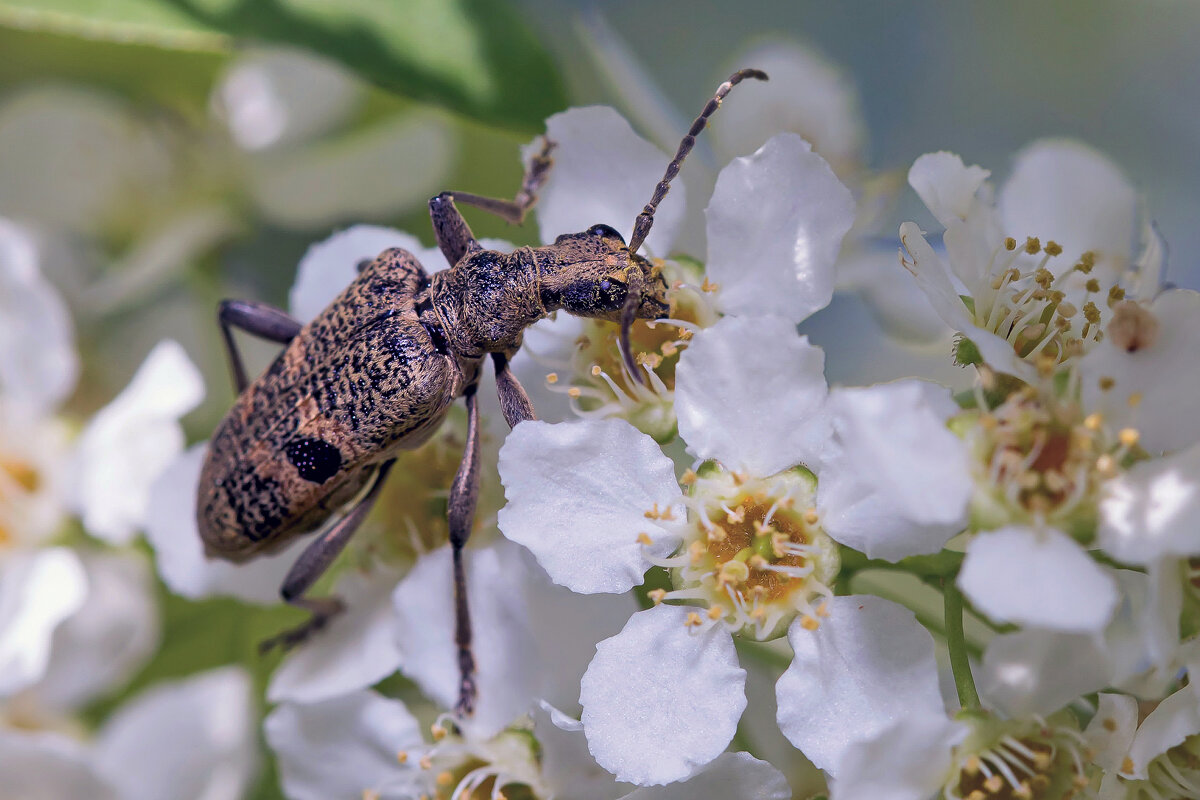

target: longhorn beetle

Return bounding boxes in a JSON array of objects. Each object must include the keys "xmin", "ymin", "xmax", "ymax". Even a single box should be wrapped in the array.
[{"xmin": 197, "ymin": 69, "xmax": 767, "ymax": 715}]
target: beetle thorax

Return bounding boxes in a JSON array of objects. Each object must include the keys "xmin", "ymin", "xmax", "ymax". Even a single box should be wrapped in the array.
[{"xmin": 430, "ymin": 247, "xmax": 546, "ymax": 358}]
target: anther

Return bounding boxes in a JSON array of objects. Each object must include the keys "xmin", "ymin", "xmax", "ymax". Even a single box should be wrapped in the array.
[
  {"xmin": 436, "ymin": 771, "xmax": 454, "ymax": 786},
  {"xmin": 567, "ymin": 387, "xmax": 582, "ymax": 398},
  {"xmin": 1128, "ymin": 392, "xmax": 1143, "ymax": 408},
  {"xmin": 1024, "ymin": 237, "xmax": 1042, "ymax": 255},
  {"xmin": 648, "ymin": 588, "xmax": 666, "ymax": 604},
  {"xmin": 1118, "ymin": 428, "xmax": 1140, "ymax": 447},
  {"xmin": 431, "ymin": 723, "xmax": 447, "ymax": 741},
  {"xmin": 636, "ymin": 533, "xmax": 654, "ymax": 546},
  {"xmin": 800, "ymin": 615, "xmax": 819, "ymax": 631},
  {"xmin": 1004, "ymin": 237, "xmax": 1017, "ymax": 251},
  {"xmin": 545, "ymin": 372, "xmax": 558, "ymax": 384},
  {"xmin": 419, "ymin": 755, "xmax": 433, "ymax": 770},
  {"xmin": 397, "ymin": 751, "xmax": 409, "ymax": 764},
  {"xmin": 707, "ymin": 605, "xmax": 725, "ymax": 620},
  {"xmin": 707, "ymin": 524, "xmax": 727, "ymax": 543},
  {"xmin": 1098, "ymin": 376, "xmax": 1115, "ymax": 391},
  {"xmin": 680, "ymin": 469, "xmax": 697, "ymax": 485},
  {"xmin": 685, "ymin": 612, "xmax": 704, "ymax": 628},
  {"xmin": 590, "ymin": 365, "xmax": 602, "ymax": 376},
  {"xmin": 1084, "ymin": 413, "xmax": 1103, "ymax": 430},
  {"xmin": 1044, "ymin": 240, "xmax": 1063, "ymax": 256},
  {"xmin": 803, "ymin": 508, "xmax": 820, "ymax": 525}
]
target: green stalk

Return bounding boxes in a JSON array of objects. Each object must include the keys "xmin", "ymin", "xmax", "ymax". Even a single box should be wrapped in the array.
[{"xmin": 943, "ymin": 578, "xmax": 981, "ymax": 710}]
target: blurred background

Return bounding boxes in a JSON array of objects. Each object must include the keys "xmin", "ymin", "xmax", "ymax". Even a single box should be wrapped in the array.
[{"xmin": 1, "ymin": 1, "xmax": 1197, "ymax": 797}]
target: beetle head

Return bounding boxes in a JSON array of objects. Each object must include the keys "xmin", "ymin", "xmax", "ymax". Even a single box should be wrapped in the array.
[{"xmin": 540, "ymin": 223, "xmax": 669, "ymax": 322}]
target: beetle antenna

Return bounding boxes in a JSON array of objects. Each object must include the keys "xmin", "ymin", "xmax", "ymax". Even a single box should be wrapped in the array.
[
  {"xmin": 626, "ymin": 68, "xmax": 768, "ymax": 256},
  {"xmin": 619, "ymin": 68, "xmax": 767, "ymax": 385}
]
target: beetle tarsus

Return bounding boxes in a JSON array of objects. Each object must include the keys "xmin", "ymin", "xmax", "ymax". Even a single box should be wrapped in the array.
[{"xmin": 258, "ymin": 596, "xmax": 346, "ymax": 654}]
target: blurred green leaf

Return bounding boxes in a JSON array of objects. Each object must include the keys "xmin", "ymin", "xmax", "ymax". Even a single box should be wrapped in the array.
[{"xmin": 0, "ymin": 0, "xmax": 566, "ymax": 132}]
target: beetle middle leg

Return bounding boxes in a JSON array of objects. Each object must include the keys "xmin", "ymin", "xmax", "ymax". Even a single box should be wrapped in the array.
[
  {"xmin": 218, "ymin": 299, "xmax": 303, "ymax": 393},
  {"xmin": 428, "ymin": 137, "xmax": 556, "ymax": 265},
  {"xmin": 448, "ymin": 384, "xmax": 482, "ymax": 715},
  {"xmin": 259, "ymin": 459, "xmax": 396, "ymax": 653}
]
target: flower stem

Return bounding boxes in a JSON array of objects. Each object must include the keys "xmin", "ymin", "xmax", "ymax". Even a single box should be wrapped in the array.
[{"xmin": 943, "ymin": 578, "xmax": 981, "ymax": 711}]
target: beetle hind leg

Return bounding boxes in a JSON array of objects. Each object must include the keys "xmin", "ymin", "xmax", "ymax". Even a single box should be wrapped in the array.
[{"xmin": 258, "ymin": 460, "xmax": 396, "ymax": 655}]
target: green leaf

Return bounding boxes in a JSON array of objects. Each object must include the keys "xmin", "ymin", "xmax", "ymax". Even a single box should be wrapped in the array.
[{"xmin": 0, "ymin": 0, "xmax": 566, "ymax": 132}]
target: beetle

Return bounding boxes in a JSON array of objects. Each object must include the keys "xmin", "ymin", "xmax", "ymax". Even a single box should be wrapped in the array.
[{"xmin": 197, "ymin": 69, "xmax": 767, "ymax": 715}]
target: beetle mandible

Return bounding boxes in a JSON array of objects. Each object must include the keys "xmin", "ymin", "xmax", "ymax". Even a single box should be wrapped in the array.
[{"xmin": 197, "ymin": 69, "xmax": 768, "ymax": 715}]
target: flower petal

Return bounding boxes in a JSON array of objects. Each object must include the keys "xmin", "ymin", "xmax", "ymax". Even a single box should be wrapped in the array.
[
  {"xmin": 268, "ymin": 568, "xmax": 404, "ymax": 704},
  {"xmin": 0, "ymin": 730, "xmax": 117, "ymax": 800},
  {"xmin": 817, "ymin": 380, "xmax": 971, "ymax": 561},
  {"xmin": 498, "ymin": 419, "xmax": 682, "ymax": 594},
  {"xmin": 0, "ymin": 218, "xmax": 77, "ymax": 409},
  {"xmin": 393, "ymin": 541, "xmax": 636, "ymax": 736},
  {"xmin": 908, "ymin": 152, "xmax": 991, "ymax": 229},
  {"xmin": 621, "ymin": 751, "xmax": 790, "ymax": 800},
  {"xmin": 1080, "ymin": 289, "xmax": 1200, "ymax": 455},
  {"xmin": 675, "ymin": 315, "xmax": 829, "ymax": 476},
  {"xmin": 710, "ymin": 42, "xmax": 865, "ymax": 178},
  {"xmin": 829, "ymin": 714, "xmax": 968, "ymax": 800},
  {"xmin": 145, "ymin": 444, "xmax": 301, "ymax": 604},
  {"xmin": 0, "ymin": 547, "xmax": 86, "ymax": 697},
  {"xmin": 705, "ymin": 133, "xmax": 854, "ymax": 323},
  {"xmin": 958, "ymin": 527, "xmax": 1118, "ymax": 632},
  {"xmin": 775, "ymin": 595, "xmax": 945, "ymax": 776},
  {"xmin": 534, "ymin": 702, "xmax": 629, "ymax": 800},
  {"xmin": 265, "ymin": 690, "xmax": 423, "ymax": 800},
  {"xmin": 1099, "ymin": 439, "xmax": 1200, "ymax": 563},
  {"xmin": 29, "ymin": 551, "xmax": 159, "ymax": 712},
  {"xmin": 214, "ymin": 48, "xmax": 362, "ymax": 152},
  {"xmin": 998, "ymin": 139, "xmax": 1136, "ymax": 275},
  {"xmin": 1126, "ymin": 685, "xmax": 1200, "ymax": 778},
  {"xmin": 580, "ymin": 604, "xmax": 746, "ymax": 786},
  {"xmin": 978, "ymin": 629, "xmax": 1110, "ymax": 718},
  {"xmin": 71, "ymin": 339, "xmax": 204, "ymax": 545},
  {"xmin": 94, "ymin": 667, "xmax": 258, "ymax": 800},
  {"xmin": 289, "ymin": 225, "xmax": 438, "ymax": 322},
  {"xmin": 529, "ymin": 106, "xmax": 683, "ymax": 257},
  {"xmin": 1083, "ymin": 693, "xmax": 1138, "ymax": 774}
]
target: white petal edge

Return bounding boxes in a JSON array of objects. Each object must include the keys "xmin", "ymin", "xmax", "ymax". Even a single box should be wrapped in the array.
[
  {"xmin": 706, "ymin": 133, "xmax": 854, "ymax": 323},
  {"xmin": 145, "ymin": 444, "xmax": 301, "ymax": 604},
  {"xmin": 497, "ymin": 418, "xmax": 682, "ymax": 594},
  {"xmin": 529, "ymin": 106, "xmax": 684, "ymax": 258},
  {"xmin": 580, "ymin": 604, "xmax": 746, "ymax": 786},
  {"xmin": 71, "ymin": 339, "xmax": 204, "ymax": 545},
  {"xmin": 675, "ymin": 315, "xmax": 829, "ymax": 476},
  {"xmin": 958, "ymin": 527, "xmax": 1118, "ymax": 632},
  {"xmin": 0, "ymin": 547, "xmax": 87, "ymax": 697},
  {"xmin": 908, "ymin": 152, "xmax": 991, "ymax": 229},
  {"xmin": 94, "ymin": 666, "xmax": 258, "ymax": 800},
  {"xmin": 265, "ymin": 690, "xmax": 423, "ymax": 800},
  {"xmin": 620, "ymin": 751, "xmax": 790, "ymax": 800},
  {"xmin": 829, "ymin": 714, "xmax": 968, "ymax": 800},
  {"xmin": 775, "ymin": 594, "xmax": 946, "ymax": 776},
  {"xmin": 817, "ymin": 379, "xmax": 970, "ymax": 561},
  {"xmin": 268, "ymin": 568, "xmax": 404, "ymax": 704}
]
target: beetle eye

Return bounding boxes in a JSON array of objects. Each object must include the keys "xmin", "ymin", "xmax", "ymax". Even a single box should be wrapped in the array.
[{"xmin": 587, "ymin": 224, "xmax": 625, "ymax": 243}]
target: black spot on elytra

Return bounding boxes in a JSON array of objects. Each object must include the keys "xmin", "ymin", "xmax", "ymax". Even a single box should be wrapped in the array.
[{"xmin": 284, "ymin": 438, "xmax": 343, "ymax": 484}]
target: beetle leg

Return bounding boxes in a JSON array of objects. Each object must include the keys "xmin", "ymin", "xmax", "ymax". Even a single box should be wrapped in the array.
[
  {"xmin": 218, "ymin": 299, "xmax": 303, "ymax": 393},
  {"xmin": 429, "ymin": 137, "xmax": 555, "ymax": 265},
  {"xmin": 258, "ymin": 459, "xmax": 396, "ymax": 654},
  {"xmin": 491, "ymin": 353, "xmax": 537, "ymax": 428},
  {"xmin": 448, "ymin": 385, "xmax": 481, "ymax": 716}
]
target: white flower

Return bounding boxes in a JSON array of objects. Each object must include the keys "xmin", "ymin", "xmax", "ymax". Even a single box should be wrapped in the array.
[
  {"xmin": 1085, "ymin": 689, "xmax": 1200, "ymax": 799},
  {"xmin": 900, "ymin": 141, "xmax": 1153, "ymax": 378},
  {"xmin": 498, "ymin": 317, "xmax": 974, "ymax": 784},
  {"xmin": 0, "ymin": 667, "xmax": 258, "ymax": 800},
  {"xmin": 513, "ymin": 107, "xmax": 854, "ymax": 434},
  {"xmin": 266, "ymin": 687, "xmax": 789, "ymax": 800},
  {"xmin": 0, "ymin": 548, "xmax": 87, "ymax": 698},
  {"xmin": 69, "ymin": 339, "xmax": 205, "ymax": 545}
]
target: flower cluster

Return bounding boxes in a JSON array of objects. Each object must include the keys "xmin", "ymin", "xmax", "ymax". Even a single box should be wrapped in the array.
[{"xmin": 9, "ymin": 30, "xmax": 1200, "ymax": 800}]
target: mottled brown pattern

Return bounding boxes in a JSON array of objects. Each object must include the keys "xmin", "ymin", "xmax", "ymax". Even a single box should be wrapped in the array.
[{"xmin": 199, "ymin": 249, "xmax": 472, "ymax": 561}]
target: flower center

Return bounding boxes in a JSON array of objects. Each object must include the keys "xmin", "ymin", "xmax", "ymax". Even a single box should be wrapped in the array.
[
  {"xmin": 539, "ymin": 259, "xmax": 719, "ymax": 443},
  {"xmin": 374, "ymin": 717, "xmax": 546, "ymax": 800},
  {"xmin": 645, "ymin": 463, "xmax": 839, "ymax": 640},
  {"xmin": 959, "ymin": 385, "xmax": 1143, "ymax": 537},
  {"xmin": 948, "ymin": 718, "xmax": 1091, "ymax": 800},
  {"xmin": 969, "ymin": 238, "xmax": 1129, "ymax": 369}
]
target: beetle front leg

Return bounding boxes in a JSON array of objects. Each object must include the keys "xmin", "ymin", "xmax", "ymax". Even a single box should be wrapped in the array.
[
  {"xmin": 429, "ymin": 137, "xmax": 556, "ymax": 265},
  {"xmin": 448, "ymin": 385, "xmax": 481, "ymax": 716},
  {"xmin": 218, "ymin": 299, "xmax": 303, "ymax": 393},
  {"xmin": 259, "ymin": 460, "xmax": 395, "ymax": 654},
  {"xmin": 491, "ymin": 353, "xmax": 537, "ymax": 428}
]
